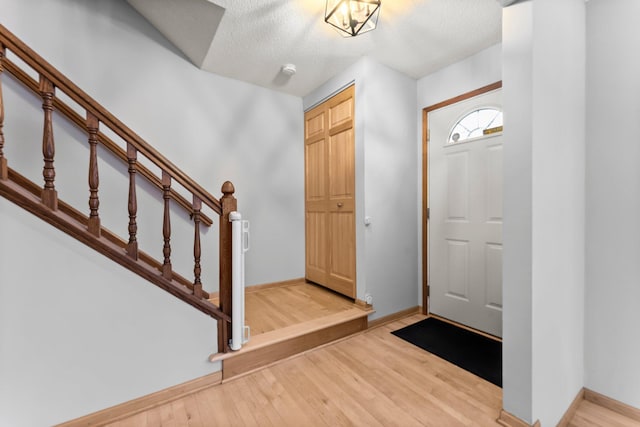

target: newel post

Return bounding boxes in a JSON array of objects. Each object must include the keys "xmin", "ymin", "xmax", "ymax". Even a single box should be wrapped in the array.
[
  {"xmin": 0, "ymin": 43, "xmax": 7, "ymax": 180},
  {"xmin": 219, "ymin": 180, "xmax": 237, "ymax": 352}
]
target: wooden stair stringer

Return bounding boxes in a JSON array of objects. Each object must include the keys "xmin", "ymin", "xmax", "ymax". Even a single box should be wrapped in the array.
[{"xmin": 211, "ymin": 307, "xmax": 371, "ymax": 381}]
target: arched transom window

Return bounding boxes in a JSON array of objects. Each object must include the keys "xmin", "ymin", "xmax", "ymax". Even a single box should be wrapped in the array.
[{"xmin": 448, "ymin": 108, "xmax": 503, "ymax": 144}]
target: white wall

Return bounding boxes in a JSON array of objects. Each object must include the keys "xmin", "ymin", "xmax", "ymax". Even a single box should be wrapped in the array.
[
  {"xmin": 303, "ymin": 58, "xmax": 418, "ymax": 320},
  {"xmin": 502, "ymin": 1, "xmax": 586, "ymax": 425},
  {"xmin": 502, "ymin": 4, "xmax": 534, "ymax": 422},
  {"xmin": 0, "ymin": 0, "xmax": 303, "ymax": 424},
  {"xmin": 362, "ymin": 59, "xmax": 418, "ymax": 320},
  {"xmin": 416, "ymin": 44, "xmax": 502, "ymax": 108},
  {"xmin": 530, "ymin": 0, "xmax": 586, "ymax": 425},
  {"xmin": 0, "ymin": 197, "xmax": 219, "ymax": 427},
  {"xmin": 585, "ymin": 0, "xmax": 640, "ymax": 408},
  {"xmin": 416, "ymin": 43, "xmax": 502, "ymax": 308}
]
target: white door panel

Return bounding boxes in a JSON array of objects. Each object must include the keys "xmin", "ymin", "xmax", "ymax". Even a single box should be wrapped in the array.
[{"xmin": 429, "ymin": 89, "xmax": 503, "ymax": 337}]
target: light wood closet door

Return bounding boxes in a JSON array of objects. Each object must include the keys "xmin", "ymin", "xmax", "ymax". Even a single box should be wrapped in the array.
[{"xmin": 305, "ymin": 85, "xmax": 356, "ymax": 298}]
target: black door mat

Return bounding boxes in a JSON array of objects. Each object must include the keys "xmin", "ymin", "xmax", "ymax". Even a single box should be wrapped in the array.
[{"xmin": 392, "ymin": 317, "xmax": 502, "ymax": 387}]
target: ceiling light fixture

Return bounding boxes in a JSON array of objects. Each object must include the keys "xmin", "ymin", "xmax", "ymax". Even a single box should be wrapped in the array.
[{"xmin": 324, "ymin": 0, "xmax": 381, "ymax": 37}]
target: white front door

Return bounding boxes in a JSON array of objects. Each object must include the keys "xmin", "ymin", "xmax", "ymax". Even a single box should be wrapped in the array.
[{"xmin": 428, "ymin": 89, "xmax": 503, "ymax": 337}]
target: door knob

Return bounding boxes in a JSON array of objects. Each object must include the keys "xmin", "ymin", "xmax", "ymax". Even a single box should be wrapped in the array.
[{"xmin": 337, "ymin": 202, "xmax": 343, "ymax": 208}]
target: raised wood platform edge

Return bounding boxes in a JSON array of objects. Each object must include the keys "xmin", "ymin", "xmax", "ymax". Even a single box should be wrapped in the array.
[
  {"xmin": 221, "ymin": 315, "xmax": 368, "ymax": 381},
  {"xmin": 497, "ymin": 410, "xmax": 540, "ymax": 427},
  {"xmin": 367, "ymin": 306, "xmax": 421, "ymax": 329},
  {"xmin": 584, "ymin": 388, "xmax": 640, "ymax": 422},
  {"xmin": 210, "ymin": 307, "xmax": 368, "ymax": 361},
  {"xmin": 55, "ymin": 371, "xmax": 222, "ymax": 427},
  {"xmin": 557, "ymin": 388, "xmax": 586, "ymax": 427},
  {"xmin": 354, "ymin": 298, "xmax": 373, "ymax": 311}
]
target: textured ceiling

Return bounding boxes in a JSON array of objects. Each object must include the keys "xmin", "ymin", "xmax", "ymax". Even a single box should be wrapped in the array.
[
  {"xmin": 128, "ymin": 0, "xmax": 502, "ymax": 97},
  {"xmin": 126, "ymin": 0, "xmax": 225, "ymax": 67}
]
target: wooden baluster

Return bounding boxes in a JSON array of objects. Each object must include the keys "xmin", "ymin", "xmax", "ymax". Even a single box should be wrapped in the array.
[
  {"xmin": 192, "ymin": 196, "xmax": 203, "ymax": 298},
  {"xmin": 218, "ymin": 181, "xmax": 237, "ymax": 353},
  {"xmin": 0, "ymin": 43, "xmax": 7, "ymax": 180},
  {"xmin": 162, "ymin": 171, "xmax": 172, "ymax": 279},
  {"xmin": 40, "ymin": 75, "xmax": 57, "ymax": 210},
  {"xmin": 126, "ymin": 143, "xmax": 138, "ymax": 260},
  {"xmin": 87, "ymin": 112, "xmax": 101, "ymax": 237}
]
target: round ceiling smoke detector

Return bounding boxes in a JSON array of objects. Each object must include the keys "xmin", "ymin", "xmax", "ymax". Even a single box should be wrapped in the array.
[{"xmin": 281, "ymin": 64, "xmax": 296, "ymax": 76}]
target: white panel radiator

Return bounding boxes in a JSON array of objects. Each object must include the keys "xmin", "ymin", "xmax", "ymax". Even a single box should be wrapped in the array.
[{"xmin": 229, "ymin": 212, "xmax": 250, "ymax": 351}]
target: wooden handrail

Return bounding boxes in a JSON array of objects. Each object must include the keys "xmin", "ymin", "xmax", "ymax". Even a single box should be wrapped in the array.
[
  {"xmin": 2, "ymin": 53, "xmax": 214, "ymax": 226},
  {"xmin": 0, "ymin": 24, "xmax": 222, "ymax": 215}
]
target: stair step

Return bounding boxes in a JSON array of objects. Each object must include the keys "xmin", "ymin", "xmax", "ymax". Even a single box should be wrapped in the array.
[{"xmin": 210, "ymin": 307, "xmax": 371, "ymax": 381}]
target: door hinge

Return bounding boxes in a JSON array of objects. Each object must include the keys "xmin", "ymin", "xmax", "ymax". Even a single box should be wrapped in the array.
[{"xmin": 426, "ymin": 207, "xmax": 430, "ymax": 220}]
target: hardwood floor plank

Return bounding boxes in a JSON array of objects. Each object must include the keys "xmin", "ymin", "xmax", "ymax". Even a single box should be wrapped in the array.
[
  {"xmin": 181, "ymin": 394, "xmax": 204, "ymax": 427},
  {"xmin": 192, "ymin": 389, "xmax": 221, "ymax": 426},
  {"xmin": 569, "ymin": 400, "xmax": 640, "ymax": 427},
  {"xmin": 267, "ymin": 358, "xmax": 337, "ymax": 426},
  {"xmin": 169, "ymin": 398, "xmax": 191, "ymax": 427},
  {"xmin": 114, "ymin": 411, "xmax": 147, "ymax": 427},
  {"xmin": 256, "ymin": 368, "xmax": 319, "ymax": 426},
  {"xmin": 271, "ymin": 356, "xmax": 357, "ymax": 426},
  {"xmin": 158, "ymin": 404, "xmax": 176, "ymax": 427},
  {"xmin": 141, "ymin": 406, "xmax": 160, "ymax": 427},
  {"xmin": 301, "ymin": 351, "xmax": 401, "ymax": 427},
  {"xmin": 201, "ymin": 384, "xmax": 237, "ymax": 426},
  {"xmin": 327, "ymin": 337, "xmax": 470, "ymax": 426},
  {"xmin": 243, "ymin": 282, "xmax": 358, "ymax": 335},
  {"xmin": 221, "ymin": 380, "xmax": 261, "ymax": 427},
  {"xmin": 242, "ymin": 374, "xmax": 288, "ymax": 426}
]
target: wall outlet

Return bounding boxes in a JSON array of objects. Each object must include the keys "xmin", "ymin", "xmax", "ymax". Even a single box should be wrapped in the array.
[{"xmin": 364, "ymin": 293, "xmax": 373, "ymax": 305}]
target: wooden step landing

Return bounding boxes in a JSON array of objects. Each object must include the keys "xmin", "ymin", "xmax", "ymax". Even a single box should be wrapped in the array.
[{"xmin": 210, "ymin": 307, "xmax": 371, "ymax": 381}]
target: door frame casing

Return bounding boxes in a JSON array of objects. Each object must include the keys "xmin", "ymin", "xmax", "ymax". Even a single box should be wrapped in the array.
[{"xmin": 421, "ymin": 81, "xmax": 503, "ymax": 314}]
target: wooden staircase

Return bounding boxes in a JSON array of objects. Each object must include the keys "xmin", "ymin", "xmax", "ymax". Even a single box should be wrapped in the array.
[
  {"xmin": 0, "ymin": 24, "xmax": 371, "ymax": 389},
  {"xmin": 0, "ymin": 24, "xmax": 236, "ymax": 353}
]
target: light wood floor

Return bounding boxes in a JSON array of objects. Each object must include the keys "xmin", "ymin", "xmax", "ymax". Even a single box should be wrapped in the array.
[
  {"xmin": 246, "ymin": 282, "xmax": 359, "ymax": 335},
  {"xmin": 211, "ymin": 281, "xmax": 360, "ymax": 336},
  {"xmin": 106, "ymin": 311, "xmax": 638, "ymax": 427},
  {"xmin": 109, "ymin": 314, "xmax": 503, "ymax": 427},
  {"xmin": 569, "ymin": 400, "xmax": 640, "ymax": 427}
]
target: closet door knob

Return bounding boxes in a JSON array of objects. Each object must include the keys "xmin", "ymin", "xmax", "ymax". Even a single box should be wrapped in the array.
[{"xmin": 337, "ymin": 202, "xmax": 343, "ymax": 208}]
